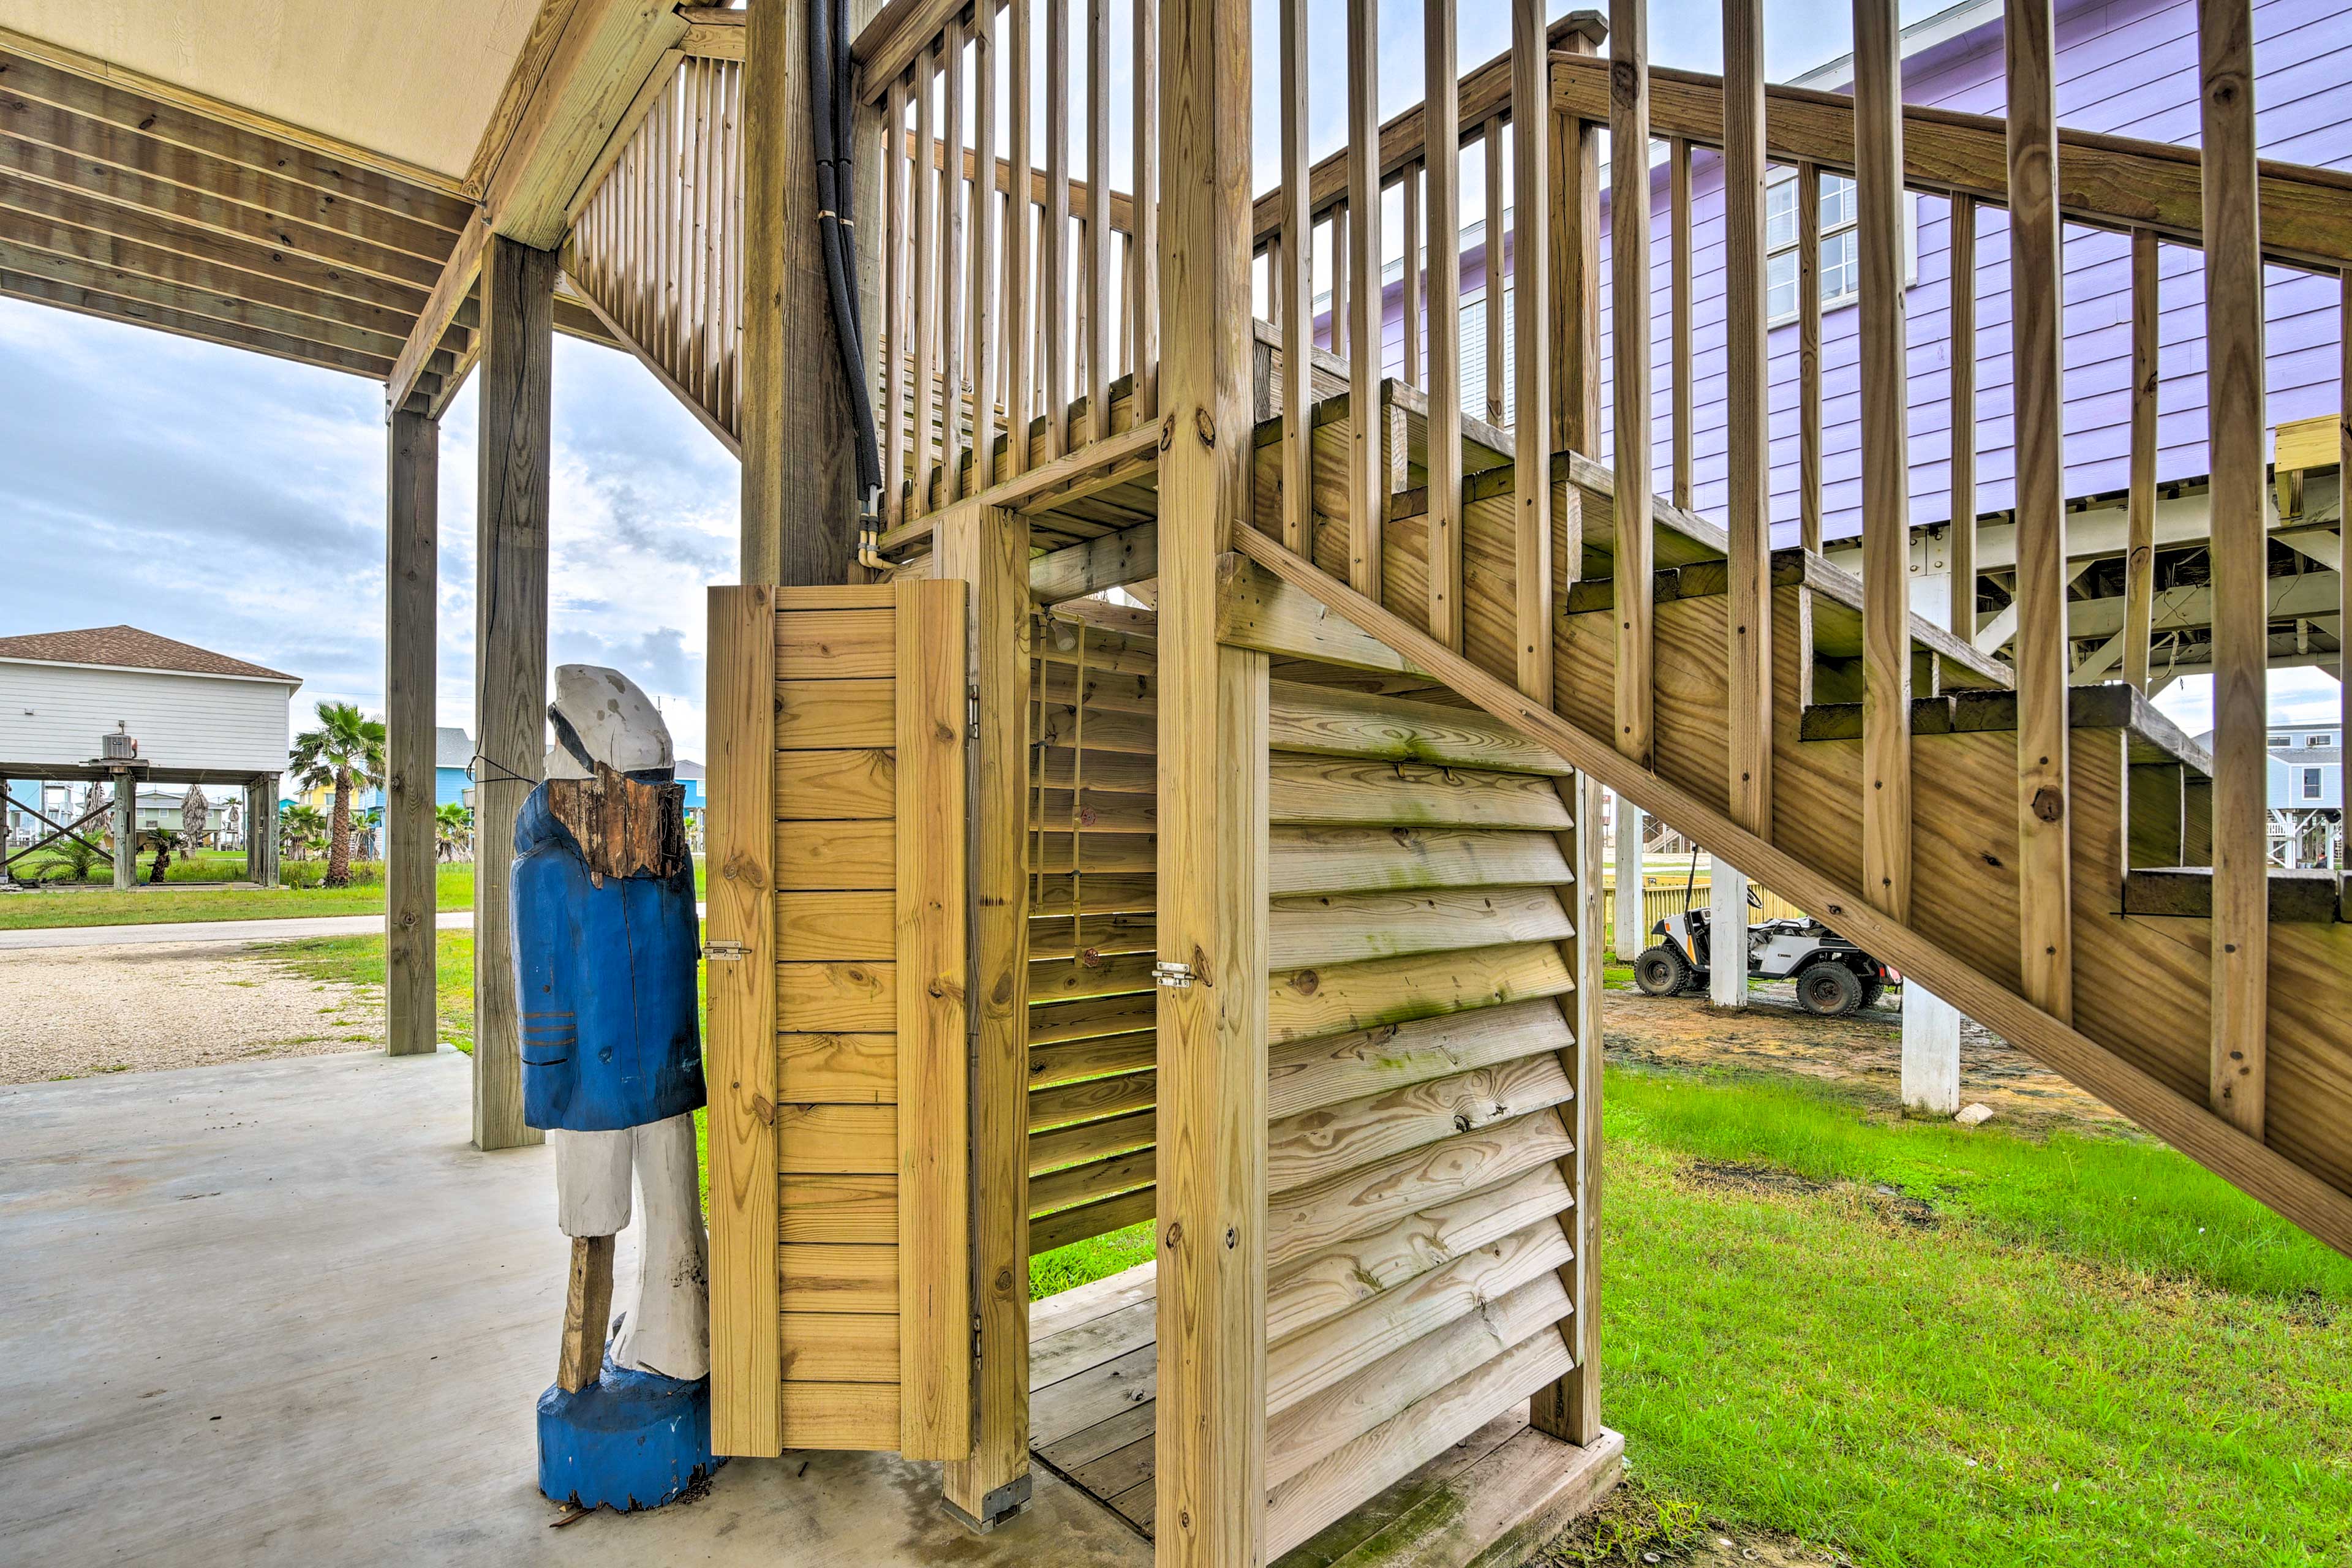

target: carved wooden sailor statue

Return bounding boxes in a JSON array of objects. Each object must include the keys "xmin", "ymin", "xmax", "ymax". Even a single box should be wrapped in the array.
[{"xmin": 516, "ymin": 665, "xmax": 717, "ymax": 1510}]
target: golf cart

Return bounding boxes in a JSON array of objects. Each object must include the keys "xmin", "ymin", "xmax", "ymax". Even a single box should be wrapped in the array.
[{"xmin": 1632, "ymin": 867, "xmax": 1898, "ymax": 1017}]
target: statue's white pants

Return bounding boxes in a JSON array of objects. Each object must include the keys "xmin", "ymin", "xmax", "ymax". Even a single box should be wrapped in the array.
[{"xmin": 549, "ymin": 1110, "xmax": 710, "ymax": 1381}]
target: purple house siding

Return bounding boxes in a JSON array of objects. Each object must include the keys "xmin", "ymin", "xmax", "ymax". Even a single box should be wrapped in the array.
[{"xmin": 1377, "ymin": 0, "xmax": 2350, "ymax": 549}]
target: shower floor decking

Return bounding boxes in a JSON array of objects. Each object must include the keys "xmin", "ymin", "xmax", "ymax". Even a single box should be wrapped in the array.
[{"xmin": 1025, "ymin": 1262, "xmax": 1624, "ymax": 1563}]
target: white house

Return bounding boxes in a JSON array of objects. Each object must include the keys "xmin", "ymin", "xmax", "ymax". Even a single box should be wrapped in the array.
[
  {"xmin": 0, "ymin": 625, "xmax": 300, "ymax": 775},
  {"xmin": 1, "ymin": 625, "xmax": 300, "ymax": 885}
]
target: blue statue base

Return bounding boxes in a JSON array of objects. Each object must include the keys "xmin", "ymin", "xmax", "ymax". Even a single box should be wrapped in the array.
[{"xmin": 538, "ymin": 1351, "xmax": 721, "ymax": 1512}]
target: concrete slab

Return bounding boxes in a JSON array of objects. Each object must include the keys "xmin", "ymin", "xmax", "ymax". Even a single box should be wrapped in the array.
[{"xmin": 0, "ymin": 1050, "xmax": 1151, "ymax": 1568}]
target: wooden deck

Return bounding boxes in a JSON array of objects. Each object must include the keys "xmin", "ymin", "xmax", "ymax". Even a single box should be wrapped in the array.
[{"xmin": 1027, "ymin": 1263, "xmax": 1625, "ymax": 1562}]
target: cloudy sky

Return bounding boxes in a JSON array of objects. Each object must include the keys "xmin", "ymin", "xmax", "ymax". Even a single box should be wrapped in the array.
[{"xmin": 0, "ymin": 0, "xmax": 2337, "ymax": 769}]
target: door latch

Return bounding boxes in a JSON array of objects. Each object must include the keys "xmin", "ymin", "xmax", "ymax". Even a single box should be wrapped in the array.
[
  {"xmin": 704, "ymin": 940, "xmax": 751, "ymax": 962},
  {"xmin": 1153, "ymin": 960, "xmax": 1197, "ymax": 989}
]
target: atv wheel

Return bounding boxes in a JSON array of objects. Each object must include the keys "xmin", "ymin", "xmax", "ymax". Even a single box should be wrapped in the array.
[
  {"xmin": 1634, "ymin": 946, "xmax": 1692, "ymax": 997},
  {"xmin": 1798, "ymin": 963, "xmax": 1864, "ymax": 1017}
]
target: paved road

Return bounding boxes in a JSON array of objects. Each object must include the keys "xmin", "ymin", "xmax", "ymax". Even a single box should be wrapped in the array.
[
  {"xmin": 0, "ymin": 903, "xmax": 709, "ymax": 952},
  {"xmin": 0, "ymin": 910, "xmax": 475, "ymax": 951}
]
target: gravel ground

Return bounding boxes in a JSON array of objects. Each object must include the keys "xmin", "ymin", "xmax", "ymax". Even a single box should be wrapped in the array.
[{"xmin": 0, "ymin": 940, "xmax": 382, "ymax": 1084}]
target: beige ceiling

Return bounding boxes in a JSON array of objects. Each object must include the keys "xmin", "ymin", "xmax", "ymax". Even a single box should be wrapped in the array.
[{"xmin": 0, "ymin": 0, "xmax": 545, "ymax": 179}]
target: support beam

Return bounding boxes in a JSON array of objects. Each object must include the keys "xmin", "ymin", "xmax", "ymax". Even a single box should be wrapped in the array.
[
  {"xmin": 2198, "ymin": 0, "xmax": 2268, "ymax": 1136},
  {"xmin": 1902, "ymin": 986, "xmax": 1962, "ymax": 1115},
  {"xmin": 1155, "ymin": 0, "xmax": 1270, "ymax": 1551},
  {"xmin": 110, "ymin": 770, "xmax": 134, "ymax": 891},
  {"xmin": 385, "ymin": 407, "xmax": 440, "ymax": 1059},
  {"xmin": 1613, "ymin": 796, "xmax": 1645, "ymax": 960},
  {"xmin": 940, "ymin": 505, "xmax": 1036, "ymax": 1529},
  {"xmin": 741, "ymin": 0, "xmax": 858, "ymax": 586},
  {"xmin": 1708, "ymin": 858, "xmax": 1747, "ymax": 1009},
  {"xmin": 472, "ymin": 233, "xmax": 556, "ymax": 1155}
]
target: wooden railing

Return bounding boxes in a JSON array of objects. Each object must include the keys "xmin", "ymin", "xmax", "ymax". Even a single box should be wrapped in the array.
[{"xmin": 859, "ymin": 0, "xmax": 1160, "ymax": 535}]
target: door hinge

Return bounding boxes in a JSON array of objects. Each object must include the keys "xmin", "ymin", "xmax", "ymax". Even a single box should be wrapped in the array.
[
  {"xmin": 1153, "ymin": 960, "xmax": 1197, "ymax": 989},
  {"xmin": 704, "ymin": 940, "xmax": 751, "ymax": 962}
]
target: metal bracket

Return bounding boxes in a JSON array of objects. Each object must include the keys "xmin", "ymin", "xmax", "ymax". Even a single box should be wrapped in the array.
[
  {"xmin": 1153, "ymin": 960, "xmax": 1197, "ymax": 989},
  {"xmin": 704, "ymin": 940, "xmax": 750, "ymax": 962}
]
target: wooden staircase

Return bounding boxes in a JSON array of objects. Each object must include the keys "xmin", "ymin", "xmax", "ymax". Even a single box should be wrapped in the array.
[{"xmin": 1203, "ymin": 371, "xmax": 2352, "ymax": 1256}]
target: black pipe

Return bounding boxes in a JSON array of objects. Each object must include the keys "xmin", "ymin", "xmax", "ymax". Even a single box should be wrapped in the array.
[{"xmin": 809, "ymin": 0, "xmax": 881, "ymax": 502}]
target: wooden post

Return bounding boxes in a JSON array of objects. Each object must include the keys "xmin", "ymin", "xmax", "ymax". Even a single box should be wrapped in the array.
[
  {"xmin": 2006, "ymin": 0, "xmax": 2071, "ymax": 1019},
  {"xmin": 741, "ymin": 0, "xmax": 858, "ymax": 586},
  {"xmin": 1608, "ymin": 0, "xmax": 1652, "ymax": 769},
  {"xmin": 385, "ymin": 407, "xmax": 439, "ymax": 1058},
  {"xmin": 1156, "ymin": 0, "xmax": 1270, "ymax": 1551},
  {"xmin": 939, "ymin": 505, "xmax": 1036, "ymax": 1529},
  {"xmin": 1853, "ymin": 0, "xmax": 1911, "ymax": 922},
  {"xmin": 473, "ymin": 233, "xmax": 556, "ymax": 1155},
  {"xmin": 2198, "ymin": 0, "xmax": 2267, "ymax": 1134}
]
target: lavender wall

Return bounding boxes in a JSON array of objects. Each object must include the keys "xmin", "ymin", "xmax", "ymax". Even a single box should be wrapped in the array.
[{"xmin": 1411, "ymin": 0, "xmax": 2350, "ymax": 548}]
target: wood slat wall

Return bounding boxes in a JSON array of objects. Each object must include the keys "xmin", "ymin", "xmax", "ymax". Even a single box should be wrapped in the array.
[
  {"xmin": 1251, "ymin": 664, "xmax": 1589, "ymax": 1559},
  {"xmin": 1027, "ymin": 616, "xmax": 1163, "ymax": 1256}
]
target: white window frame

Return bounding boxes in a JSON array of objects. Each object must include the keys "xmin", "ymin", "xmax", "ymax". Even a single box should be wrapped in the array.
[{"xmin": 1765, "ymin": 169, "xmax": 1919, "ymax": 329}]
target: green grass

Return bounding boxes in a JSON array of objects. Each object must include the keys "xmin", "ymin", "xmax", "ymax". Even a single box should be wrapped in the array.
[
  {"xmin": 1030, "ymin": 1222, "xmax": 1155, "ymax": 1300},
  {"xmin": 0, "ymin": 859, "xmax": 706, "ymax": 930},
  {"xmin": 1588, "ymin": 1066, "xmax": 2352, "ymax": 1566}
]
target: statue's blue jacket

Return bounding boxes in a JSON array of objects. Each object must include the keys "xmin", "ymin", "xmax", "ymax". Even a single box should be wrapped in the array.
[{"xmin": 512, "ymin": 783, "xmax": 705, "ymax": 1131}]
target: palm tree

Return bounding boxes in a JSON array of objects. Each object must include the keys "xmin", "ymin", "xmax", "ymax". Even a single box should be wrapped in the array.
[
  {"xmin": 281, "ymin": 805, "xmax": 327, "ymax": 862},
  {"xmin": 289, "ymin": 702, "xmax": 386, "ymax": 888},
  {"xmin": 435, "ymin": 802, "xmax": 474, "ymax": 862}
]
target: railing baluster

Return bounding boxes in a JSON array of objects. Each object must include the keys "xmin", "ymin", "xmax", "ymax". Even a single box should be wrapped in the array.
[
  {"xmin": 1280, "ymin": 0, "xmax": 1313, "ymax": 553},
  {"xmin": 1512, "ymin": 0, "xmax": 1550, "ymax": 703},
  {"xmin": 1949, "ymin": 194, "xmax": 1978, "ymax": 639},
  {"xmin": 1346, "ymin": 0, "xmax": 1382, "ymax": 599},
  {"xmin": 1724, "ymin": 0, "xmax": 1770, "ymax": 839},
  {"xmin": 2121, "ymin": 228, "xmax": 2158, "ymax": 692},
  {"xmin": 1131, "ymin": 0, "xmax": 1159, "ymax": 423},
  {"xmin": 1401, "ymin": 163, "xmax": 1423, "ymax": 387},
  {"xmin": 1854, "ymin": 0, "xmax": 1910, "ymax": 922},
  {"xmin": 1085, "ymin": 0, "xmax": 1110, "ymax": 439},
  {"xmin": 2007, "ymin": 0, "xmax": 2071, "ymax": 1017},
  {"xmin": 1484, "ymin": 118, "xmax": 1505, "ymax": 426},
  {"xmin": 1425, "ymin": 0, "xmax": 1463, "ymax": 646},
  {"xmin": 2198, "ymin": 0, "xmax": 2268, "ymax": 1132},
  {"xmin": 1044, "ymin": 0, "xmax": 1071, "ymax": 456},
  {"xmin": 912, "ymin": 47, "xmax": 939, "ymax": 518},
  {"xmin": 1798, "ymin": 161, "xmax": 1823, "ymax": 554},
  {"xmin": 1009, "ymin": 0, "xmax": 1035, "ymax": 473},
  {"xmin": 1670, "ymin": 135, "xmax": 1693, "ymax": 513},
  {"xmin": 1610, "ymin": 0, "xmax": 1653, "ymax": 767},
  {"xmin": 941, "ymin": 15, "xmax": 968, "ymax": 501},
  {"xmin": 884, "ymin": 72, "xmax": 910, "ymax": 527},
  {"xmin": 973, "ymin": 0, "xmax": 1001, "ymax": 494},
  {"xmin": 1332, "ymin": 199, "xmax": 1350, "ymax": 360}
]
